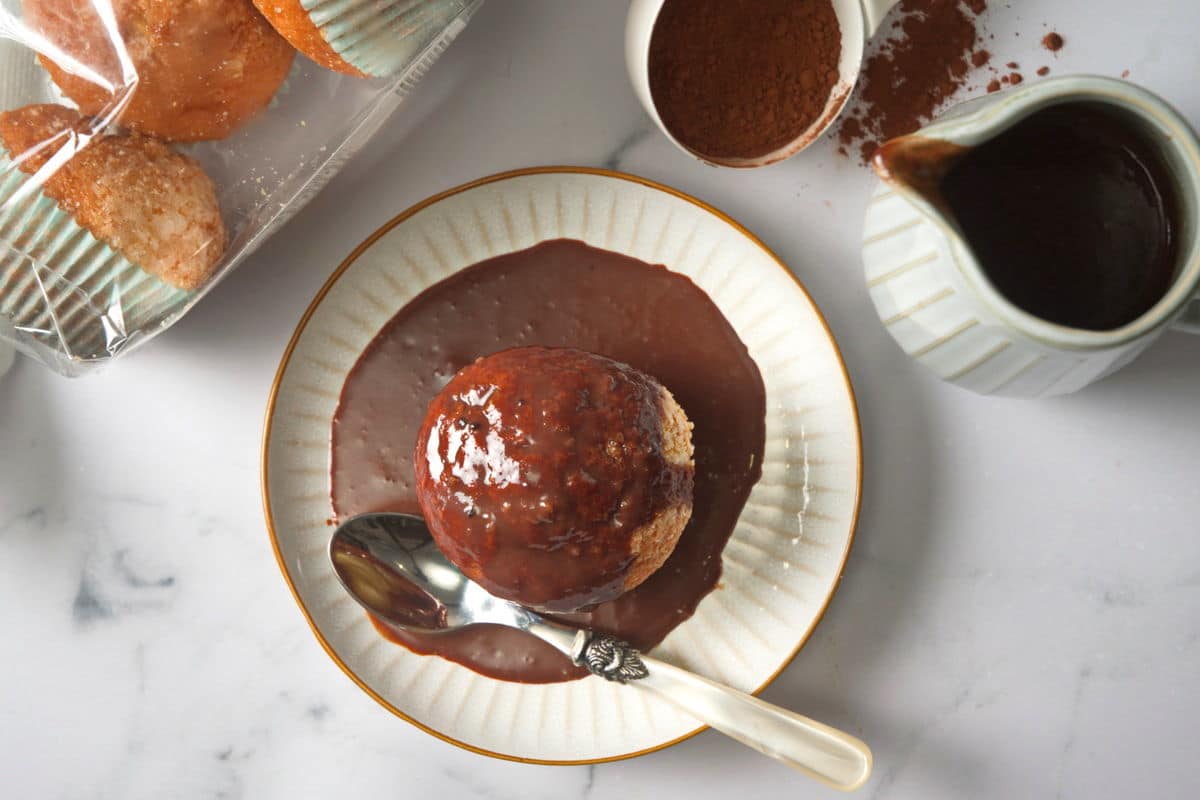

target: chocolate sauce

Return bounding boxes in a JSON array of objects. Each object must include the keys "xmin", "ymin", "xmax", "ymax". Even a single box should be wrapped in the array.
[
  {"xmin": 331, "ymin": 239, "xmax": 766, "ymax": 683},
  {"xmin": 415, "ymin": 347, "xmax": 694, "ymax": 613},
  {"xmin": 940, "ymin": 103, "xmax": 1181, "ymax": 330}
]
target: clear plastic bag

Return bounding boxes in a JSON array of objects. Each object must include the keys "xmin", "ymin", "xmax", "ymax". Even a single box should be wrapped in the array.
[{"xmin": 0, "ymin": 0, "xmax": 483, "ymax": 376}]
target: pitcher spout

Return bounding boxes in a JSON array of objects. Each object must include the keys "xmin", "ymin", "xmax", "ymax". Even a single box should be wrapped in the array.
[
  {"xmin": 870, "ymin": 134, "xmax": 967, "ymax": 212},
  {"xmin": 867, "ymin": 81, "xmax": 1053, "ymax": 211}
]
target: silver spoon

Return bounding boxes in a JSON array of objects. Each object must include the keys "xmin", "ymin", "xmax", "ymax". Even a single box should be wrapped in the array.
[{"xmin": 330, "ymin": 512, "xmax": 872, "ymax": 791}]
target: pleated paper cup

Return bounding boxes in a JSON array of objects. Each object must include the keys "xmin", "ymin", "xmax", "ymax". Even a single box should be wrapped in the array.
[
  {"xmin": 0, "ymin": 39, "xmax": 51, "ymax": 112},
  {"xmin": 0, "ymin": 320, "xmax": 14, "ymax": 376},
  {"xmin": 305, "ymin": 0, "xmax": 481, "ymax": 78},
  {"xmin": 0, "ymin": 152, "xmax": 190, "ymax": 364}
]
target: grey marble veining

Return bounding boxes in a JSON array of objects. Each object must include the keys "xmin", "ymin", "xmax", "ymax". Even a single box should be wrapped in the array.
[{"xmin": 1, "ymin": 1, "xmax": 1199, "ymax": 798}]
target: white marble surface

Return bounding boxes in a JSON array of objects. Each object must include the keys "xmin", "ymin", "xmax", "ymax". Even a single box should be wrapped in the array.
[{"xmin": 2, "ymin": 1, "xmax": 1198, "ymax": 797}]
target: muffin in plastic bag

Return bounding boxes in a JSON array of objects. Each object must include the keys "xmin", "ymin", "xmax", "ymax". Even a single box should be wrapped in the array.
[{"xmin": 0, "ymin": 0, "xmax": 482, "ymax": 376}]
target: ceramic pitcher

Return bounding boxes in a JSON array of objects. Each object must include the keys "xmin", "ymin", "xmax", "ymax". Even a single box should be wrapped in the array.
[{"xmin": 862, "ymin": 76, "xmax": 1200, "ymax": 397}]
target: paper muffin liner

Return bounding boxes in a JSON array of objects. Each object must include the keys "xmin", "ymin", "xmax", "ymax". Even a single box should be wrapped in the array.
[
  {"xmin": 0, "ymin": 40, "xmax": 53, "ymax": 112},
  {"xmin": 305, "ymin": 0, "xmax": 479, "ymax": 78},
  {"xmin": 0, "ymin": 152, "xmax": 190, "ymax": 364}
]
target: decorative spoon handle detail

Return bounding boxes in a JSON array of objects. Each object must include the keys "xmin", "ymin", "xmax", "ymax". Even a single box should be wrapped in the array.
[{"xmin": 573, "ymin": 632, "xmax": 650, "ymax": 683}]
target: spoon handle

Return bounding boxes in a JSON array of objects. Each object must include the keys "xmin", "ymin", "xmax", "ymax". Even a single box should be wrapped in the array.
[
  {"xmin": 523, "ymin": 621, "xmax": 871, "ymax": 790},
  {"xmin": 633, "ymin": 653, "xmax": 872, "ymax": 791}
]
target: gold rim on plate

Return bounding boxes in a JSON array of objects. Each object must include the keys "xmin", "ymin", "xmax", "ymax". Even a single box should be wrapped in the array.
[{"xmin": 260, "ymin": 166, "xmax": 864, "ymax": 766}]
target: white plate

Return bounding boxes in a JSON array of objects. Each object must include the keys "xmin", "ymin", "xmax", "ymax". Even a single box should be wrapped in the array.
[{"xmin": 262, "ymin": 168, "xmax": 862, "ymax": 764}]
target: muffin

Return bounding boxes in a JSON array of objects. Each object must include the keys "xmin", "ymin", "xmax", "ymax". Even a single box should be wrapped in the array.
[
  {"xmin": 252, "ymin": 0, "xmax": 478, "ymax": 79},
  {"xmin": 0, "ymin": 104, "xmax": 225, "ymax": 289},
  {"xmin": 414, "ymin": 347, "xmax": 695, "ymax": 613},
  {"xmin": 0, "ymin": 104, "xmax": 224, "ymax": 359},
  {"xmin": 24, "ymin": 0, "xmax": 296, "ymax": 141}
]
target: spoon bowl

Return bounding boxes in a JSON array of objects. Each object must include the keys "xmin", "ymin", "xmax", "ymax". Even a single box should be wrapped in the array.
[{"xmin": 329, "ymin": 511, "xmax": 531, "ymax": 631}]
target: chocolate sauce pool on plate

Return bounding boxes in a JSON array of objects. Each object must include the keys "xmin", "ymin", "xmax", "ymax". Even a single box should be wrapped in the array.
[{"xmin": 331, "ymin": 239, "xmax": 766, "ymax": 683}]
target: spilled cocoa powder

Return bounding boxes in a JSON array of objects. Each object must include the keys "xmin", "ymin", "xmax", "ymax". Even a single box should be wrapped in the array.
[
  {"xmin": 836, "ymin": 0, "xmax": 990, "ymax": 162},
  {"xmin": 649, "ymin": 0, "xmax": 842, "ymax": 162},
  {"xmin": 1043, "ymin": 32, "xmax": 1065, "ymax": 51},
  {"xmin": 836, "ymin": 2, "xmax": 1070, "ymax": 162}
]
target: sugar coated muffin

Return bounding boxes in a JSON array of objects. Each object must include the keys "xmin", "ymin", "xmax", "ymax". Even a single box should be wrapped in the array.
[
  {"xmin": 24, "ymin": 0, "xmax": 296, "ymax": 141},
  {"xmin": 0, "ymin": 104, "xmax": 225, "ymax": 289},
  {"xmin": 414, "ymin": 347, "xmax": 695, "ymax": 613}
]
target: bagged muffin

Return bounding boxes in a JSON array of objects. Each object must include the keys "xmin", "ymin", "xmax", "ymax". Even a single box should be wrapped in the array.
[{"xmin": 0, "ymin": 0, "xmax": 484, "ymax": 375}]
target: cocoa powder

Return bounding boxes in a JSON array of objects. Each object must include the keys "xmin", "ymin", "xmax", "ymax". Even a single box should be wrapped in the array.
[
  {"xmin": 836, "ymin": 4, "xmax": 1073, "ymax": 162},
  {"xmin": 836, "ymin": 0, "xmax": 989, "ymax": 163},
  {"xmin": 648, "ymin": 0, "xmax": 841, "ymax": 162}
]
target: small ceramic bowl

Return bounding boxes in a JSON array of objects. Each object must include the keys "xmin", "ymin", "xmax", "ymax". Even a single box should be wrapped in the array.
[{"xmin": 624, "ymin": 0, "xmax": 900, "ymax": 167}]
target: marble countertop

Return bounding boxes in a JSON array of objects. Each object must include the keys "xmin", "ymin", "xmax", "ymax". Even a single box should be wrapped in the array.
[{"xmin": 2, "ymin": 1, "xmax": 1198, "ymax": 797}]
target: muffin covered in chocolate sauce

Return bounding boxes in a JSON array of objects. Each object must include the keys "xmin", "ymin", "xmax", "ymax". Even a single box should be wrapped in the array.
[{"xmin": 414, "ymin": 346, "xmax": 695, "ymax": 613}]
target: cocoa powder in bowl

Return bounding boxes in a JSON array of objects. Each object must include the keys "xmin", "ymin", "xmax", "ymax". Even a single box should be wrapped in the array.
[{"xmin": 648, "ymin": 0, "xmax": 842, "ymax": 164}]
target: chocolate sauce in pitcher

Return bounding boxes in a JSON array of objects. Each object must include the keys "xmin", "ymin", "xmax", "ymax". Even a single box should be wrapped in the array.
[{"xmin": 877, "ymin": 102, "xmax": 1183, "ymax": 331}]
